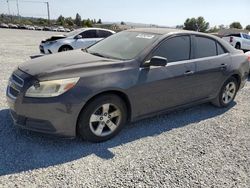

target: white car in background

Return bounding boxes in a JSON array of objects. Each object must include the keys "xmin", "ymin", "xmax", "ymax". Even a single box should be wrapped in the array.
[
  {"xmin": 222, "ymin": 33, "xmax": 250, "ymax": 51},
  {"xmin": 39, "ymin": 28, "xmax": 115, "ymax": 54}
]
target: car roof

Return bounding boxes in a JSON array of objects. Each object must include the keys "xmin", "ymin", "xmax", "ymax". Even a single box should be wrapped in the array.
[
  {"xmin": 127, "ymin": 28, "xmax": 237, "ymax": 53},
  {"xmin": 78, "ymin": 27, "xmax": 115, "ymax": 33},
  {"xmin": 127, "ymin": 28, "xmax": 197, "ymax": 35}
]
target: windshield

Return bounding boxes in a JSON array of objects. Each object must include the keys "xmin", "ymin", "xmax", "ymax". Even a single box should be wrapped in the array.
[
  {"xmin": 87, "ymin": 31, "xmax": 160, "ymax": 60},
  {"xmin": 64, "ymin": 28, "xmax": 85, "ymax": 37}
]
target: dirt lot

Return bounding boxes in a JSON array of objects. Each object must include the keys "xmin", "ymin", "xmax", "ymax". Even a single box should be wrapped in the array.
[{"xmin": 0, "ymin": 28, "xmax": 249, "ymax": 188}]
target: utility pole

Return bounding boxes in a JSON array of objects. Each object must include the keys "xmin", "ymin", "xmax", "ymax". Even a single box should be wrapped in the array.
[
  {"xmin": 45, "ymin": 2, "xmax": 50, "ymax": 25},
  {"xmin": 7, "ymin": 0, "xmax": 11, "ymax": 15},
  {"xmin": 16, "ymin": 0, "xmax": 20, "ymax": 16}
]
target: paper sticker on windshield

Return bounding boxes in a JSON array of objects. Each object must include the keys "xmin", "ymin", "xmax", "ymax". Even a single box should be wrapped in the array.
[{"xmin": 136, "ymin": 34, "xmax": 155, "ymax": 39}]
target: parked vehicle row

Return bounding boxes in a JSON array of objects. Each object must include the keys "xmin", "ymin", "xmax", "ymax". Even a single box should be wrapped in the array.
[
  {"xmin": 222, "ymin": 33, "xmax": 250, "ymax": 51},
  {"xmin": 39, "ymin": 28, "xmax": 115, "ymax": 54},
  {"xmin": 0, "ymin": 23, "xmax": 72, "ymax": 32},
  {"xmin": 6, "ymin": 28, "xmax": 249, "ymax": 142}
]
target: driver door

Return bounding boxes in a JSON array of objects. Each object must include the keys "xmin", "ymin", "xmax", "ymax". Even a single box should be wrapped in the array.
[{"xmin": 131, "ymin": 35, "xmax": 198, "ymax": 117}]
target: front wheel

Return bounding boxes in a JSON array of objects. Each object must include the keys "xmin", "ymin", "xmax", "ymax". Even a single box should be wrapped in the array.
[
  {"xmin": 235, "ymin": 43, "xmax": 241, "ymax": 50},
  {"xmin": 212, "ymin": 77, "xmax": 238, "ymax": 107},
  {"xmin": 58, "ymin": 45, "xmax": 73, "ymax": 52},
  {"xmin": 77, "ymin": 94, "xmax": 127, "ymax": 142}
]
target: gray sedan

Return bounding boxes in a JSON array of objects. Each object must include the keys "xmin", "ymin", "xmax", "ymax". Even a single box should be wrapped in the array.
[{"xmin": 6, "ymin": 28, "xmax": 249, "ymax": 142}]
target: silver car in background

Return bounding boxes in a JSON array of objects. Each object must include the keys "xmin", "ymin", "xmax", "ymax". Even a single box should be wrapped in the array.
[{"xmin": 39, "ymin": 28, "xmax": 115, "ymax": 54}]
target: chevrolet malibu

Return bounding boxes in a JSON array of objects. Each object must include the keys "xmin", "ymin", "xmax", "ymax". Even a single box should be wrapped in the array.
[{"xmin": 7, "ymin": 28, "xmax": 249, "ymax": 142}]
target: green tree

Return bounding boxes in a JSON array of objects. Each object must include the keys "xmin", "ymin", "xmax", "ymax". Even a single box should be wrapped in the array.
[
  {"xmin": 65, "ymin": 17, "xmax": 74, "ymax": 26},
  {"xmin": 121, "ymin": 21, "xmax": 126, "ymax": 25},
  {"xmin": 229, "ymin": 22, "xmax": 243, "ymax": 29},
  {"xmin": 245, "ymin": 25, "xmax": 250, "ymax": 31},
  {"xmin": 207, "ymin": 26, "xmax": 219, "ymax": 33},
  {"xmin": 184, "ymin": 16, "xmax": 209, "ymax": 32},
  {"xmin": 82, "ymin": 19, "xmax": 93, "ymax": 27},
  {"xmin": 176, "ymin": 25, "xmax": 183, "ymax": 29},
  {"xmin": 97, "ymin": 19, "xmax": 102, "ymax": 24},
  {"xmin": 75, "ymin": 13, "xmax": 82, "ymax": 27},
  {"xmin": 56, "ymin": 15, "xmax": 65, "ymax": 26}
]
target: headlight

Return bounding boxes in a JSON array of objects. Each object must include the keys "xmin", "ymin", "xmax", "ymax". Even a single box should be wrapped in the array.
[
  {"xmin": 47, "ymin": 41, "xmax": 57, "ymax": 45},
  {"xmin": 25, "ymin": 77, "xmax": 80, "ymax": 98}
]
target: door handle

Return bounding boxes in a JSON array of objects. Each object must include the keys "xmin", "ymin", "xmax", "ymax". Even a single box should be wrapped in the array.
[
  {"xmin": 220, "ymin": 64, "xmax": 227, "ymax": 70},
  {"xmin": 184, "ymin": 70, "xmax": 195, "ymax": 75}
]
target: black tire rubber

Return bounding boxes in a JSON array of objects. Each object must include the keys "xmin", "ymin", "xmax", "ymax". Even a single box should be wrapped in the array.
[
  {"xmin": 77, "ymin": 94, "xmax": 127, "ymax": 143},
  {"xmin": 58, "ymin": 45, "xmax": 73, "ymax": 52},
  {"xmin": 211, "ymin": 77, "xmax": 238, "ymax": 108},
  {"xmin": 235, "ymin": 43, "xmax": 241, "ymax": 50}
]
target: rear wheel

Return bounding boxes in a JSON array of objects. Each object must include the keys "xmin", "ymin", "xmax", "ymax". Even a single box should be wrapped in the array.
[
  {"xmin": 77, "ymin": 94, "xmax": 127, "ymax": 142},
  {"xmin": 235, "ymin": 43, "xmax": 241, "ymax": 50},
  {"xmin": 212, "ymin": 77, "xmax": 238, "ymax": 107},
  {"xmin": 58, "ymin": 45, "xmax": 73, "ymax": 52}
]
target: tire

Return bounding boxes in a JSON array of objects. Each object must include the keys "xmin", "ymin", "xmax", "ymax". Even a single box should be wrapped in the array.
[
  {"xmin": 212, "ymin": 77, "xmax": 239, "ymax": 108},
  {"xmin": 77, "ymin": 94, "xmax": 127, "ymax": 142},
  {"xmin": 58, "ymin": 45, "xmax": 73, "ymax": 52},
  {"xmin": 235, "ymin": 43, "xmax": 241, "ymax": 50}
]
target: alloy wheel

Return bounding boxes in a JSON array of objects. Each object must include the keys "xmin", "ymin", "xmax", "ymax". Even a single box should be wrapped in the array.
[
  {"xmin": 222, "ymin": 81, "xmax": 236, "ymax": 104},
  {"xmin": 89, "ymin": 103, "xmax": 122, "ymax": 137}
]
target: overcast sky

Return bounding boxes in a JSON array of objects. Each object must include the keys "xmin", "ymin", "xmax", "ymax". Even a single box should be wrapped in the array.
[{"xmin": 0, "ymin": 0, "xmax": 249, "ymax": 27}]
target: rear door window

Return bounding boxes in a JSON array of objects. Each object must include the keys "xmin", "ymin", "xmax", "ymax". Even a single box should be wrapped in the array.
[
  {"xmin": 152, "ymin": 36, "xmax": 191, "ymax": 63},
  {"xmin": 97, "ymin": 30, "xmax": 113, "ymax": 38},
  {"xmin": 195, "ymin": 36, "xmax": 217, "ymax": 58},
  {"xmin": 81, "ymin": 30, "xmax": 98, "ymax": 38}
]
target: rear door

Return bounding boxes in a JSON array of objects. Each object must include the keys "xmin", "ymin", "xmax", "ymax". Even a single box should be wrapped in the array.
[{"xmin": 192, "ymin": 35, "xmax": 231, "ymax": 99}]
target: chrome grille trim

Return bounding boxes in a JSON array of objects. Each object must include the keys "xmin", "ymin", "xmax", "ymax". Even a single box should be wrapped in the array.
[
  {"xmin": 7, "ymin": 86, "xmax": 18, "ymax": 100},
  {"xmin": 7, "ymin": 73, "xmax": 24, "ymax": 99},
  {"xmin": 11, "ymin": 74, "xmax": 24, "ymax": 87}
]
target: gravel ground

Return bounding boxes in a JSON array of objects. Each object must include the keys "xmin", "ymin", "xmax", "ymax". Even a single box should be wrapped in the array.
[{"xmin": 0, "ymin": 29, "xmax": 249, "ymax": 188}]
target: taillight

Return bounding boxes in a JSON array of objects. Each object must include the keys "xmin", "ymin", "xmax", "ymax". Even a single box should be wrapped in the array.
[
  {"xmin": 245, "ymin": 53, "xmax": 250, "ymax": 62},
  {"xmin": 230, "ymin": 36, "xmax": 233, "ymax": 43}
]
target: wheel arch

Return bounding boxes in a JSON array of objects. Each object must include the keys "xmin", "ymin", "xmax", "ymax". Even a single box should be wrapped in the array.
[
  {"xmin": 235, "ymin": 42, "xmax": 241, "ymax": 48},
  {"xmin": 58, "ymin": 44, "xmax": 73, "ymax": 52},
  {"xmin": 231, "ymin": 73, "xmax": 241, "ymax": 89},
  {"xmin": 76, "ymin": 90, "xmax": 132, "ymax": 135}
]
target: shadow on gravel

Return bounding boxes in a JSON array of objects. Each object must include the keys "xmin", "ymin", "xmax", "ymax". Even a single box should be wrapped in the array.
[{"xmin": 0, "ymin": 102, "xmax": 235, "ymax": 176}]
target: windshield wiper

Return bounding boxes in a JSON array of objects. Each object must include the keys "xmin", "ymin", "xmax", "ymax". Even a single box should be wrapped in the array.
[{"xmin": 89, "ymin": 52, "xmax": 107, "ymax": 58}]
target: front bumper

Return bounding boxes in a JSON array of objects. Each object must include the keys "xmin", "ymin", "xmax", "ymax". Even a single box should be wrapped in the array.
[
  {"xmin": 6, "ymin": 69, "xmax": 84, "ymax": 137},
  {"xmin": 39, "ymin": 42, "xmax": 57, "ymax": 54}
]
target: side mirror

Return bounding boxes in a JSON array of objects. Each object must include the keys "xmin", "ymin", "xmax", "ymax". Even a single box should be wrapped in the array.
[
  {"xmin": 148, "ymin": 56, "xmax": 167, "ymax": 67},
  {"xmin": 75, "ymin": 35, "xmax": 82, "ymax": 40}
]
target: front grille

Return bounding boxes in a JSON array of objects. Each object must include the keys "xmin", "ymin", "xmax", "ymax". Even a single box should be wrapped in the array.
[
  {"xmin": 40, "ymin": 45, "xmax": 45, "ymax": 54},
  {"xmin": 8, "ymin": 73, "xmax": 24, "ymax": 99}
]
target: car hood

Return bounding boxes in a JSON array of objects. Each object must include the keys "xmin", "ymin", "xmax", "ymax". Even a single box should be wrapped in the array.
[
  {"xmin": 19, "ymin": 50, "xmax": 124, "ymax": 81},
  {"xmin": 41, "ymin": 35, "xmax": 66, "ymax": 43}
]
